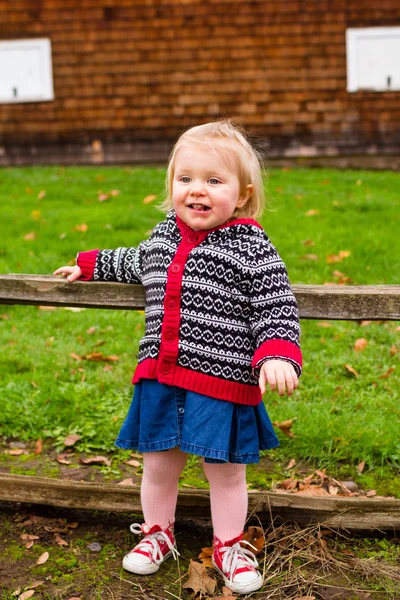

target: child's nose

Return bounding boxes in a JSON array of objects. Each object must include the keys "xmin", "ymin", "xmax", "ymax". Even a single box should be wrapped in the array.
[{"xmin": 189, "ymin": 182, "xmax": 206, "ymax": 196}]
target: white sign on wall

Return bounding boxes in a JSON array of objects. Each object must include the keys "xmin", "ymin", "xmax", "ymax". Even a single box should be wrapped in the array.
[
  {"xmin": 346, "ymin": 27, "xmax": 400, "ymax": 92},
  {"xmin": 0, "ymin": 38, "xmax": 54, "ymax": 103}
]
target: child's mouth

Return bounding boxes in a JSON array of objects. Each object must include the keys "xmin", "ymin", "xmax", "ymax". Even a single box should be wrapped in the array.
[{"xmin": 188, "ymin": 204, "xmax": 211, "ymax": 212}]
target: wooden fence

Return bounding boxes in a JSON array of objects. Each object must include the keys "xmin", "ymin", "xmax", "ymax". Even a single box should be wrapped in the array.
[{"xmin": 1, "ymin": 274, "xmax": 400, "ymax": 531}]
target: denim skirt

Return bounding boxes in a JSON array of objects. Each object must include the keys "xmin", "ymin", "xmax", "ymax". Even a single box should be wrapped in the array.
[{"xmin": 115, "ymin": 379, "xmax": 279, "ymax": 464}]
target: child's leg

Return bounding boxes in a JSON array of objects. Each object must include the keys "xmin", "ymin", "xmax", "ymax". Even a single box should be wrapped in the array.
[
  {"xmin": 202, "ymin": 461, "xmax": 248, "ymax": 541},
  {"xmin": 141, "ymin": 447, "xmax": 187, "ymax": 528}
]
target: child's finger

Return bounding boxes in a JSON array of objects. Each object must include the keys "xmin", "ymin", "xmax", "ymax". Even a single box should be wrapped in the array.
[
  {"xmin": 266, "ymin": 369, "xmax": 277, "ymax": 392},
  {"xmin": 53, "ymin": 266, "xmax": 72, "ymax": 276},
  {"xmin": 275, "ymin": 371, "xmax": 286, "ymax": 396},
  {"xmin": 259, "ymin": 369, "xmax": 267, "ymax": 395},
  {"xmin": 285, "ymin": 370, "xmax": 294, "ymax": 396}
]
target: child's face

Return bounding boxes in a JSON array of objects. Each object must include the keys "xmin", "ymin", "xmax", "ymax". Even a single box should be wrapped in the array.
[{"xmin": 172, "ymin": 143, "xmax": 252, "ymax": 231}]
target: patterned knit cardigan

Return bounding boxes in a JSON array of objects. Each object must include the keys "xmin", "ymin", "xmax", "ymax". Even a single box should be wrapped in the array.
[{"xmin": 77, "ymin": 211, "xmax": 302, "ymax": 406}]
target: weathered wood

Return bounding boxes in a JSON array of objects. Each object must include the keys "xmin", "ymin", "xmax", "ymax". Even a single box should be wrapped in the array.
[
  {"xmin": 1, "ymin": 275, "xmax": 400, "ymax": 320},
  {"xmin": 0, "ymin": 473, "xmax": 399, "ymax": 531}
]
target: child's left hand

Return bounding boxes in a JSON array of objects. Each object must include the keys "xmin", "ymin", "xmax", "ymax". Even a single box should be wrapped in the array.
[{"xmin": 259, "ymin": 360, "xmax": 298, "ymax": 396}]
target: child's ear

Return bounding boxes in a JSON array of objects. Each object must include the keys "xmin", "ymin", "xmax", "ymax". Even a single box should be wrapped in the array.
[{"xmin": 237, "ymin": 184, "xmax": 253, "ymax": 208}]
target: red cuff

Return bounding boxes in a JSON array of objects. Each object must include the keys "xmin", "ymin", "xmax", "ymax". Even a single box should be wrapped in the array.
[
  {"xmin": 252, "ymin": 339, "xmax": 302, "ymax": 376},
  {"xmin": 76, "ymin": 250, "xmax": 99, "ymax": 281}
]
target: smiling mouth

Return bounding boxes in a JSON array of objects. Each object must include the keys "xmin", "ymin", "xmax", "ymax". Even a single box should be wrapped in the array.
[{"xmin": 188, "ymin": 204, "xmax": 211, "ymax": 212}]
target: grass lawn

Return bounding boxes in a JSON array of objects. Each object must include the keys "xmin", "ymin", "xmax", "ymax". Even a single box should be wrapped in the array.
[{"xmin": 0, "ymin": 165, "xmax": 399, "ymax": 495}]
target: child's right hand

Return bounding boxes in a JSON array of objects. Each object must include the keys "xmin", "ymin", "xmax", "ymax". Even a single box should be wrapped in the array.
[{"xmin": 53, "ymin": 265, "xmax": 82, "ymax": 282}]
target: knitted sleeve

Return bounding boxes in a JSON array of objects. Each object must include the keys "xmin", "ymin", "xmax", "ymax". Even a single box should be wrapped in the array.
[
  {"xmin": 77, "ymin": 240, "xmax": 149, "ymax": 284},
  {"xmin": 249, "ymin": 240, "xmax": 302, "ymax": 376}
]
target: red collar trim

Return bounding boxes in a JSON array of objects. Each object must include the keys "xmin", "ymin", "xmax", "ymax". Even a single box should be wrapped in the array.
[{"xmin": 175, "ymin": 214, "xmax": 263, "ymax": 236}]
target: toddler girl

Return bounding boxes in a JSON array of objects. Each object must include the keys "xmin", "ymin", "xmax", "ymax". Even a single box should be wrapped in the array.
[{"xmin": 54, "ymin": 120, "xmax": 302, "ymax": 594}]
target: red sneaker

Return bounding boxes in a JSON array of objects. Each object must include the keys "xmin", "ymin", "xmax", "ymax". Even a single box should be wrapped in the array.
[
  {"xmin": 122, "ymin": 523, "xmax": 179, "ymax": 575},
  {"xmin": 212, "ymin": 534, "xmax": 263, "ymax": 594}
]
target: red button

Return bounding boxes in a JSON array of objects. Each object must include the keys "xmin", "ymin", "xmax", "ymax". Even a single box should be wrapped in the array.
[
  {"xmin": 166, "ymin": 299, "xmax": 177, "ymax": 310},
  {"xmin": 171, "ymin": 263, "xmax": 181, "ymax": 273},
  {"xmin": 160, "ymin": 362, "xmax": 172, "ymax": 374},
  {"xmin": 187, "ymin": 234, "xmax": 198, "ymax": 244},
  {"xmin": 164, "ymin": 329, "xmax": 175, "ymax": 342}
]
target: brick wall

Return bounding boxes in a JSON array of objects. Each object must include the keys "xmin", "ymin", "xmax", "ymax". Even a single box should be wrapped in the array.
[{"xmin": 0, "ymin": 0, "xmax": 399, "ymax": 164}]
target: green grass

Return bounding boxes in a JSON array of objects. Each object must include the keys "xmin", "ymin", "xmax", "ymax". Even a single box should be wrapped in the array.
[{"xmin": 0, "ymin": 166, "xmax": 399, "ymax": 490}]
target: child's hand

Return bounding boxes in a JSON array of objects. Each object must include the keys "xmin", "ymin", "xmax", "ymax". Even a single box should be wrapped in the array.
[
  {"xmin": 259, "ymin": 360, "xmax": 298, "ymax": 396},
  {"xmin": 53, "ymin": 265, "xmax": 82, "ymax": 282}
]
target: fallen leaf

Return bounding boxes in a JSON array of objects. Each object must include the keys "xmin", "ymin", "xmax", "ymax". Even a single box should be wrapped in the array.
[
  {"xmin": 73, "ymin": 223, "xmax": 88, "ymax": 232},
  {"xmin": 273, "ymin": 418, "xmax": 297, "ymax": 438},
  {"xmin": 183, "ymin": 560, "xmax": 217, "ymax": 595},
  {"xmin": 30, "ymin": 581, "xmax": 44, "ymax": 589},
  {"xmin": 56, "ymin": 455, "xmax": 71, "ymax": 465},
  {"xmin": 66, "ymin": 597, "xmax": 82, "ymax": 600},
  {"xmin": 117, "ymin": 478, "xmax": 136, "ymax": 486},
  {"xmin": 293, "ymin": 597, "xmax": 316, "ymax": 600},
  {"xmin": 12, "ymin": 588, "xmax": 21, "ymax": 596},
  {"xmin": 301, "ymin": 253, "xmax": 318, "ymax": 261},
  {"xmin": 21, "ymin": 534, "xmax": 40, "ymax": 541},
  {"xmin": 82, "ymin": 352, "xmax": 119, "ymax": 362},
  {"xmin": 366, "ymin": 489, "xmax": 377, "ymax": 497},
  {"xmin": 37, "ymin": 190, "xmax": 46, "ymax": 200},
  {"xmin": 19, "ymin": 591, "xmax": 35, "ymax": 600},
  {"xmin": 286, "ymin": 458, "xmax": 296, "ymax": 470},
  {"xmin": 294, "ymin": 485, "xmax": 330, "ymax": 496},
  {"xmin": 64, "ymin": 434, "xmax": 81, "ymax": 447},
  {"xmin": 198, "ymin": 545, "xmax": 213, "ymax": 567},
  {"xmin": 7, "ymin": 449, "xmax": 27, "ymax": 456},
  {"xmin": 31, "ymin": 380, "xmax": 38, "ymax": 388},
  {"xmin": 70, "ymin": 353, "xmax": 82, "ymax": 361},
  {"xmin": 317, "ymin": 321, "xmax": 332, "ymax": 328},
  {"xmin": 390, "ymin": 345, "xmax": 398, "ymax": 356},
  {"xmin": 378, "ymin": 367, "xmax": 395, "ymax": 379},
  {"xmin": 38, "ymin": 305, "xmax": 56, "ymax": 311},
  {"xmin": 25, "ymin": 541, "xmax": 34, "ymax": 549},
  {"xmin": 344, "ymin": 364, "xmax": 358, "ymax": 378},
  {"xmin": 125, "ymin": 459, "xmax": 141, "ymax": 468},
  {"xmin": 98, "ymin": 192, "xmax": 109, "ymax": 202},
  {"xmin": 36, "ymin": 551, "xmax": 49, "ymax": 565},
  {"xmin": 222, "ymin": 587, "xmax": 236, "ymax": 597},
  {"xmin": 242, "ymin": 526, "xmax": 264, "ymax": 554},
  {"xmin": 34, "ymin": 439, "xmax": 43, "ymax": 455},
  {"xmin": 354, "ymin": 338, "xmax": 368, "ymax": 351},
  {"xmin": 143, "ymin": 194, "xmax": 157, "ymax": 204},
  {"xmin": 326, "ymin": 250, "xmax": 351, "ymax": 264},
  {"xmin": 110, "ymin": 189, "xmax": 120, "ymax": 196},
  {"xmin": 24, "ymin": 232, "xmax": 36, "ymax": 241},
  {"xmin": 302, "ymin": 239, "xmax": 314, "ymax": 246},
  {"xmin": 360, "ymin": 320, "xmax": 372, "ymax": 327},
  {"xmin": 357, "ymin": 461, "xmax": 365, "ymax": 473},
  {"xmin": 79, "ymin": 455, "xmax": 111, "ymax": 467},
  {"xmin": 86, "ymin": 326, "xmax": 97, "ymax": 335},
  {"xmin": 328, "ymin": 485, "xmax": 339, "ymax": 495},
  {"xmin": 54, "ymin": 533, "xmax": 69, "ymax": 546},
  {"xmin": 305, "ymin": 209, "xmax": 319, "ymax": 216}
]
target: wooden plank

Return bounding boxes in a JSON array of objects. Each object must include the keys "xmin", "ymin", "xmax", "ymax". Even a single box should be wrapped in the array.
[
  {"xmin": 1, "ymin": 275, "xmax": 400, "ymax": 320},
  {"xmin": 0, "ymin": 473, "xmax": 399, "ymax": 531}
]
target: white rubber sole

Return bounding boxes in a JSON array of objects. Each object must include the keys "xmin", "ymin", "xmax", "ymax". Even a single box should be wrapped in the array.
[
  {"xmin": 211, "ymin": 557, "xmax": 263, "ymax": 594},
  {"xmin": 122, "ymin": 549, "xmax": 173, "ymax": 575}
]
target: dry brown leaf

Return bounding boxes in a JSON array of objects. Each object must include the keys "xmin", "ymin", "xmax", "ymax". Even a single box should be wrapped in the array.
[
  {"xmin": 56, "ymin": 455, "xmax": 71, "ymax": 465},
  {"xmin": 301, "ymin": 253, "xmax": 318, "ymax": 261},
  {"xmin": 79, "ymin": 455, "xmax": 111, "ymax": 467},
  {"xmin": 64, "ymin": 434, "xmax": 81, "ymax": 447},
  {"xmin": 34, "ymin": 439, "xmax": 43, "ymax": 455},
  {"xmin": 293, "ymin": 597, "xmax": 316, "ymax": 600},
  {"xmin": 242, "ymin": 526, "xmax": 264, "ymax": 554},
  {"xmin": 54, "ymin": 533, "xmax": 69, "ymax": 546},
  {"xmin": 379, "ymin": 367, "xmax": 395, "ymax": 379},
  {"xmin": 183, "ymin": 560, "xmax": 217, "ymax": 595},
  {"xmin": 344, "ymin": 364, "xmax": 358, "ymax": 378},
  {"xmin": 143, "ymin": 194, "xmax": 157, "ymax": 204},
  {"xmin": 294, "ymin": 485, "xmax": 330, "ymax": 496},
  {"xmin": 354, "ymin": 338, "xmax": 368, "ymax": 351},
  {"xmin": 70, "ymin": 353, "xmax": 82, "ymax": 361},
  {"xmin": 222, "ymin": 587, "xmax": 236, "ymax": 597},
  {"xmin": 36, "ymin": 551, "xmax": 49, "ymax": 565},
  {"xmin": 357, "ymin": 461, "xmax": 366, "ymax": 473},
  {"xmin": 366, "ymin": 489, "xmax": 377, "ymax": 497},
  {"xmin": 66, "ymin": 598, "xmax": 82, "ymax": 600},
  {"xmin": 7, "ymin": 449, "xmax": 26, "ymax": 456},
  {"xmin": 305, "ymin": 209, "xmax": 319, "ymax": 216},
  {"xmin": 24, "ymin": 232, "xmax": 36, "ymax": 241},
  {"xmin": 273, "ymin": 418, "xmax": 297, "ymax": 438},
  {"xmin": 110, "ymin": 189, "xmax": 120, "ymax": 196},
  {"xmin": 37, "ymin": 190, "xmax": 46, "ymax": 200},
  {"xmin": 286, "ymin": 458, "xmax": 296, "ymax": 470},
  {"xmin": 21, "ymin": 534, "xmax": 40, "ymax": 541},
  {"xmin": 124, "ymin": 459, "xmax": 141, "ymax": 468},
  {"xmin": 317, "ymin": 321, "xmax": 332, "ymax": 328},
  {"xmin": 73, "ymin": 223, "xmax": 88, "ymax": 232},
  {"xmin": 86, "ymin": 326, "xmax": 96, "ymax": 335},
  {"xmin": 19, "ymin": 591, "xmax": 35, "ymax": 600},
  {"xmin": 38, "ymin": 305, "xmax": 56, "ymax": 311},
  {"xmin": 301, "ymin": 239, "xmax": 314, "ymax": 246},
  {"xmin": 83, "ymin": 352, "xmax": 119, "ymax": 362},
  {"xmin": 12, "ymin": 588, "xmax": 21, "ymax": 597},
  {"xmin": 25, "ymin": 541, "xmax": 34, "ymax": 549},
  {"xmin": 390, "ymin": 345, "xmax": 398, "ymax": 356},
  {"xmin": 328, "ymin": 485, "xmax": 339, "ymax": 496},
  {"xmin": 117, "ymin": 478, "xmax": 136, "ymax": 486},
  {"xmin": 30, "ymin": 581, "xmax": 44, "ymax": 589},
  {"xmin": 360, "ymin": 320, "xmax": 372, "ymax": 327}
]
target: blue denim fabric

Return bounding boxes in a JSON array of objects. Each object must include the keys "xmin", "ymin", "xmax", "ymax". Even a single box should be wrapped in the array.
[{"xmin": 115, "ymin": 379, "xmax": 279, "ymax": 464}]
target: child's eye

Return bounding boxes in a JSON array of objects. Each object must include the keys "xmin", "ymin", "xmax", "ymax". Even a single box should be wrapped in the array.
[
  {"xmin": 180, "ymin": 176, "xmax": 191, "ymax": 183},
  {"xmin": 208, "ymin": 178, "xmax": 221, "ymax": 185}
]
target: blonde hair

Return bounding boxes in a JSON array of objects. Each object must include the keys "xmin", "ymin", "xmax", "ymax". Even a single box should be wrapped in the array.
[{"xmin": 162, "ymin": 120, "xmax": 266, "ymax": 219}]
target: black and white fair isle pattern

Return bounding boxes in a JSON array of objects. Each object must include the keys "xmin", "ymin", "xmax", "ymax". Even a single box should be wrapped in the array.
[{"xmin": 92, "ymin": 212, "xmax": 301, "ymax": 386}]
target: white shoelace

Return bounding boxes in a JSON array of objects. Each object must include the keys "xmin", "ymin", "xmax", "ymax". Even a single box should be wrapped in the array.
[
  {"xmin": 129, "ymin": 523, "xmax": 180, "ymax": 565},
  {"xmin": 220, "ymin": 540, "xmax": 259, "ymax": 586}
]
